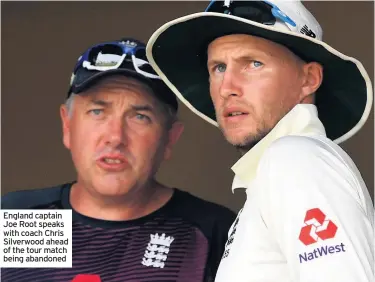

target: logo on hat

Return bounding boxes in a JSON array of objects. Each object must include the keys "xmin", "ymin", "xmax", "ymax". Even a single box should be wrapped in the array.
[
  {"xmin": 121, "ymin": 40, "xmax": 138, "ymax": 48},
  {"xmin": 299, "ymin": 208, "xmax": 337, "ymax": 246},
  {"xmin": 300, "ymin": 25, "xmax": 316, "ymax": 38}
]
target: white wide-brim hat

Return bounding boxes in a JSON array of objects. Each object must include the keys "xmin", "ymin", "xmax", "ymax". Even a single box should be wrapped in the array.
[{"xmin": 146, "ymin": 0, "xmax": 373, "ymax": 144}]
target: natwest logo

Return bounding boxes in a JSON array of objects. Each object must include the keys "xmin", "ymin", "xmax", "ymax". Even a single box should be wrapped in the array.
[
  {"xmin": 299, "ymin": 208, "xmax": 337, "ymax": 246},
  {"xmin": 299, "ymin": 243, "xmax": 346, "ymax": 263}
]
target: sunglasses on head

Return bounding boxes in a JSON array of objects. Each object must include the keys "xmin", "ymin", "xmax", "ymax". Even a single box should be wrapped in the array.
[
  {"xmin": 205, "ymin": 0, "xmax": 297, "ymax": 30},
  {"xmin": 73, "ymin": 39, "xmax": 161, "ymax": 80}
]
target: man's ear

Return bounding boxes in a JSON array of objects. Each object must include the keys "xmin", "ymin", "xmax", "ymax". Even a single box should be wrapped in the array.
[
  {"xmin": 163, "ymin": 121, "xmax": 184, "ymax": 161},
  {"xmin": 300, "ymin": 62, "xmax": 323, "ymax": 102},
  {"xmin": 60, "ymin": 104, "xmax": 71, "ymax": 149}
]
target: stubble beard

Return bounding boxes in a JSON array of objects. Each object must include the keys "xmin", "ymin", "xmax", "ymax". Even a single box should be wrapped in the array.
[
  {"xmin": 217, "ymin": 107, "xmax": 275, "ymax": 156},
  {"xmin": 220, "ymin": 122, "xmax": 271, "ymax": 155},
  {"xmin": 219, "ymin": 103, "xmax": 295, "ymax": 155}
]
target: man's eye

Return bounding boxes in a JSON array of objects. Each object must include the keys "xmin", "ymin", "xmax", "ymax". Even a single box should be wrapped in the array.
[
  {"xmin": 135, "ymin": 114, "xmax": 151, "ymax": 122},
  {"xmin": 252, "ymin": 61, "xmax": 263, "ymax": 68},
  {"xmin": 214, "ymin": 64, "xmax": 226, "ymax": 73},
  {"xmin": 88, "ymin": 109, "xmax": 103, "ymax": 115}
]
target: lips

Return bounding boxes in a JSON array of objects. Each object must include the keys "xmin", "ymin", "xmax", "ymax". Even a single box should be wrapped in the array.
[
  {"xmin": 102, "ymin": 158, "xmax": 122, "ymax": 164},
  {"xmin": 227, "ymin": 111, "xmax": 247, "ymax": 117},
  {"xmin": 96, "ymin": 154, "xmax": 129, "ymax": 172},
  {"xmin": 223, "ymin": 107, "xmax": 249, "ymax": 119}
]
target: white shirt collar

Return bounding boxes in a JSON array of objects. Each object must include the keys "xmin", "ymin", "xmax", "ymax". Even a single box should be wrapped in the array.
[{"xmin": 231, "ymin": 104, "xmax": 326, "ymax": 191}]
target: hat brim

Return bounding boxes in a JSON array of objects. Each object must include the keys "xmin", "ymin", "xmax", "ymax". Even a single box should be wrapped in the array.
[{"xmin": 146, "ymin": 12, "xmax": 373, "ymax": 144}]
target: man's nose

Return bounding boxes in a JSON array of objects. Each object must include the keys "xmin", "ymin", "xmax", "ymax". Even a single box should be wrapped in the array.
[
  {"xmin": 219, "ymin": 70, "xmax": 243, "ymax": 99},
  {"xmin": 105, "ymin": 117, "xmax": 127, "ymax": 148}
]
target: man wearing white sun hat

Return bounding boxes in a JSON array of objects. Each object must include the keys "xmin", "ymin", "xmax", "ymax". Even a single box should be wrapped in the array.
[{"xmin": 146, "ymin": 0, "xmax": 374, "ymax": 281}]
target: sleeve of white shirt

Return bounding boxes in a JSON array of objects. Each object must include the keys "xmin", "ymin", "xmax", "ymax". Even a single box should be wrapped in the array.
[{"xmin": 257, "ymin": 135, "xmax": 374, "ymax": 282}]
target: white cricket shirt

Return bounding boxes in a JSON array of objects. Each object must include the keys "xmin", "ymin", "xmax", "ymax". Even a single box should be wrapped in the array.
[{"xmin": 215, "ymin": 104, "xmax": 374, "ymax": 282}]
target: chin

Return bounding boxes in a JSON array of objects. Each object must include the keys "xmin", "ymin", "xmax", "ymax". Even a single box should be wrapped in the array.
[
  {"xmin": 93, "ymin": 177, "xmax": 134, "ymax": 197},
  {"xmin": 95, "ymin": 187, "xmax": 130, "ymax": 198},
  {"xmin": 223, "ymin": 128, "xmax": 266, "ymax": 151},
  {"xmin": 223, "ymin": 128, "xmax": 252, "ymax": 144}
]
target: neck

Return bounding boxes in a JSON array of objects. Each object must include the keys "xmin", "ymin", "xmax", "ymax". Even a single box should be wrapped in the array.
[
  {"xmin": 69, "ymin": 180, "xmax": 173, "ymax": 221},
  {"xmin": 236, "ymin": 139, "xmax": 260, "ymax": 156}
]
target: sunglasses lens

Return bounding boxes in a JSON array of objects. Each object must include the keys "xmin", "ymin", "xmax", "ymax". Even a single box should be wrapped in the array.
[
  {"xmin": 233, "ymin": 3, "xmax": 276, "ymax": 24},
  {"xmin": 207, "ymin": 1, "xmax": 276, "ymax": 25},
  {"xmin": 88, "ymin": 44, "xmax": 124, "ymax": 66}
]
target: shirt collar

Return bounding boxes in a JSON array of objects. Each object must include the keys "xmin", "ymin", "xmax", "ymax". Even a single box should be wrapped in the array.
[{"xmin": 231, "ymin": 104, "xmax": 326, "ymax": 191}]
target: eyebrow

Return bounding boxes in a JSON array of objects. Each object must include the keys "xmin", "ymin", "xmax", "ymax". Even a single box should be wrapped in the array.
[
  {"xmin": 207, "ymin": 59, "xmax": 223, "ymax": 69},
  {"xmin": 208, "ymin": 55, "xmax": 262, "ymax": 66},
  {"xmin": 131, "ymin": 104, "xmax": 155, "ymax": 113},
  {"xmin": 88, "ymin": 99, "xmax": 157, "ymax": 115},
  {"xmin": 89, "ymin": 99, "xmax": 112, "ymax": 107},
  {"xmin": 207, "ymin": 47, "xmax": 275, "ymax": 66}
]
